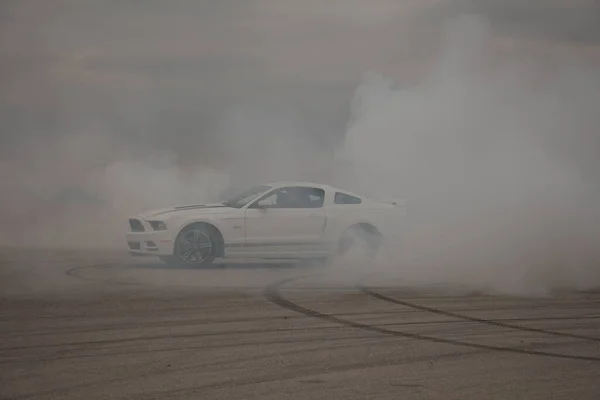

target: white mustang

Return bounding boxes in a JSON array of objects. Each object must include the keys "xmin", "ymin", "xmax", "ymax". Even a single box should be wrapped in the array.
[{"xmin": 126, "ymin": 181, "xmax": 406, "ymax": 266}]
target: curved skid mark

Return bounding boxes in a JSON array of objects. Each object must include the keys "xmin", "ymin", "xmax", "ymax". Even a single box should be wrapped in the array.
[
  {"xmin": 264, "ymin": 276, "xmax": 600, "ymax": 362},
  {"xmin": 6, "ymin": 312, "xmax": 599, "ymax": 339},
  {"xmin": 66, "ymin": 264, "xmax": 272, "ymax": 289},
  {"xmin": 65, "ymin": 264, "xmax": 343, "ymax": 290},
  {"xmin": 65, "ymin": 264, "xmax": 142, "ymax": 286},
  {"xmin": 358, "ymin": 284, "xmax": 600, "ymax": 343},
  {"xmin": 1, "ymin": 334, "xmax": 382, "ymax": 365},
  {"xmin": 7, "ymin": 337, "xmax": 406, "ymax": 400}
]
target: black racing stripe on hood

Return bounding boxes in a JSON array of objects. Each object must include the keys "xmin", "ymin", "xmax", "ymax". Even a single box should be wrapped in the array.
[
  {"xmin": 173, "ymin": 204, "xmax": 227, "ymax": 210},
  {"xmin": 143, "ymin": 204, "xmax": 229, "ymax": 219}
]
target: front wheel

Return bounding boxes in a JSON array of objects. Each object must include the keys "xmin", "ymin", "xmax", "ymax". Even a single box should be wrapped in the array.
[{"xmin": 171, "ymin": 224, "xmax": 216, "ymax": 267}]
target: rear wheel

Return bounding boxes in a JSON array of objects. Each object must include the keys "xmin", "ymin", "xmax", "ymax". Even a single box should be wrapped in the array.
[
  {"xmin": 337, "ymin": 225, "xmax": 382, "ymax": 259},
  {"xmin": 171, "ymin": 224, "xmax": 216, "ymax": 267}
]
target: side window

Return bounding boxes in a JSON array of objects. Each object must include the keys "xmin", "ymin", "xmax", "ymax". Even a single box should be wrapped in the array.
[
  {"xmin": 306, "ymin": 188, "xmax": 325, "ymax": 208},
  {"xmin": 252, "ymin": 187, "xmax": 325, "ymax": 209},
  {"xmin": 334, "ymin": 192, "xmax": 362, "ymax": 205}
]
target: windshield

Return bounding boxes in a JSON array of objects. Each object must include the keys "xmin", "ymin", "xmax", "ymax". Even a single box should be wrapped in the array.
[{"xmin": 221, "ymin": 185, "xmax": 271, "ymax": 208}]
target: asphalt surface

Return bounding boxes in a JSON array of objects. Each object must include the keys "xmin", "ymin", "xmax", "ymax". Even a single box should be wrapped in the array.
[{"xmin": 1, "ymin": 248, "xmax": 600, "ymax": 399}]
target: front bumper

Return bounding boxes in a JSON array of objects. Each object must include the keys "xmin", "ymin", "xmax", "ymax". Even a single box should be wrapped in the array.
[{"xmin": 126, "ymin": 218, "xmax": 174, "ymax": 256}]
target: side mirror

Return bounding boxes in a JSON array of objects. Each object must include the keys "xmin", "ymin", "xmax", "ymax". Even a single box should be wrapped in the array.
[{"xmin": 252, "ymin": 200, "xmax": 270, "ymax": 210}]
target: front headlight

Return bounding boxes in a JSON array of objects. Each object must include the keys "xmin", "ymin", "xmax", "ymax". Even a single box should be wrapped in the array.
[{"xmin": 149, "ymin": 221, "xmax": 167, "ymax": 231}]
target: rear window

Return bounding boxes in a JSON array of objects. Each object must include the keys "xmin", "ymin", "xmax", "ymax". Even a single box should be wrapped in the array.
[{"xmin": 334, "ymin": 192, "xmax": 362, "ymax": 204}]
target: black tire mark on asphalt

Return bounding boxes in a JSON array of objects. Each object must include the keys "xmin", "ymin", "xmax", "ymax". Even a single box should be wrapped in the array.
[
  {"xmin": 63, "ymin": 264, "xmax": 600, "ymax": 311},
  {"xmin": 0, "ymin": 323, "xmax": 371, "ymax": 352},
  {"xmin": 264, "ymin": 276, "xmax": 600, "ymax": 362},
  {"xmin": 5, "ymin": 313, "xmax": 599, "ymax": 339},
  {"xmin": 64, "ymin": 264, "xmax": 360, "ymax": 291},
  {"xmin": 1, "ymin": 268, "xmax": 363, "ymax": 352},
  {"xmin": 143, "ymin": 349, "xmax": 480, "ymax": 399},
  {"xmin": 17, "ymin": 337, "xmax": 588, "ymax": 400},
  {"xmin": 4, "ymin": 300, "xmax": 596, "ymax": 323},
  {"xmin": 65, "ymin": 264, "xmax": 143, "ymax": 286},
  {"xmin": 0, "ymin": 334, "xmax": 386, "ymax": 364},
  {"xmin": 3, "ymin": 316, "xmax": 592, "ymax": 355},
  {"xmin": 7, "ymin": 306, "xmax": 456, "ymax": 352},
  {"xmin": 139, "ymin": 336, "xmax": 598, "ymax": 399},
  {"xmin": 358, "ymin": 284, "xmax": 600, "ymax": 343},
  {"xmin": 6, "ymin": 337, "xmax": 401, "ymax": 400}
]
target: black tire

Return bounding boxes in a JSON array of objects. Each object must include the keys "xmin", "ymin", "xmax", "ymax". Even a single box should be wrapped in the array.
[
  {"xmin": 336, "ymin": 225, "xmax": 381, "ymax": 259},
  {"xmin": 171, "ymin": 224, "xmax": 216, "ymax": 267}
]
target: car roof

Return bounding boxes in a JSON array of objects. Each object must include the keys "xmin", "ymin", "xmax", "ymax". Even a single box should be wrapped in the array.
[
  {"xmin": 264, "ymin": 181, "xmax": 363, "ymax": 197},
  {"xmin": 265, "ymin": 181, "xmax": 333, "ymax": 190}
]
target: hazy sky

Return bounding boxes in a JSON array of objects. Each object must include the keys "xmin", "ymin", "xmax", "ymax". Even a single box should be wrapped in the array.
[{"xmin": 2, "ymin": 0, "xmax": 598, "ymax": 159}]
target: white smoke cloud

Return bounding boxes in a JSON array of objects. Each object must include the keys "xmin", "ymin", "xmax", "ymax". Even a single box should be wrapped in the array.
[{"xmin": 335, "ymin": 15, "xmax": 600, "ymax": 295}]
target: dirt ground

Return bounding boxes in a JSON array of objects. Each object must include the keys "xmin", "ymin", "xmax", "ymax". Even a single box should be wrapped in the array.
[{"xmin": 1, "ymin": 248, "xmax": 600, "ymax": 400}]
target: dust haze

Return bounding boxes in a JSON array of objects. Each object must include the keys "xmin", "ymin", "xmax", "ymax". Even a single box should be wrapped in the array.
[{"xmin": 2, "ymin": 1, "xmax": 600, "ymax": 295}]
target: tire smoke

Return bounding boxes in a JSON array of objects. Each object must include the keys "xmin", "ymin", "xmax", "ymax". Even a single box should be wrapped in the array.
[{"xmin": 335, "ymin": 15, "xmax": 600, "ymax": 295}]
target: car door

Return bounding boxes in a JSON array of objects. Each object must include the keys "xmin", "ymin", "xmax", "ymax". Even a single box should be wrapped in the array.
[{"xmin": 243, "ymin": 186, "xmax": 327, "ymax": 255}]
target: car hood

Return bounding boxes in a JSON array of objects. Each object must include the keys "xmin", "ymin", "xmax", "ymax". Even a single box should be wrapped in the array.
[{"xmin": 138, "ymin": 203, "xmax": 233, "ymax": 220}]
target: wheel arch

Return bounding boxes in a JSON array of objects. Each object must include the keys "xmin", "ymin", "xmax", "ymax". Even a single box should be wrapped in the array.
[
  {"xmin": 344, "ymin": 221, "xmax": 383, "ymax": 237},
  {"xmin": 335, "ymin": 221, "xmax": 383, "ymax": 256},
  {"xmin": 176, "ymin": 220, "xmax": 225, "ymax": 257}
]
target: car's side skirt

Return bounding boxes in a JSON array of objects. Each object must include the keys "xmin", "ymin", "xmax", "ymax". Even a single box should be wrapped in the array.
[{"xmin": 223, "ymin": 242, "xmax": 334, "ymax": 259}]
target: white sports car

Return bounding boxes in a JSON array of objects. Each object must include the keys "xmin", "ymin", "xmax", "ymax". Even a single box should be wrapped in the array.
[{"xmin": 126, "ymin": 181, "xmax": 406, "ymax": 266}]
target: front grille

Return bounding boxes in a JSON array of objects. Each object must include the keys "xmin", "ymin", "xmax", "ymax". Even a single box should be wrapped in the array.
[
  {"xmin": 129, "ymin": 219, "xmax": 145, "ymax": 232},
  {"xmin": 128, "ymin": 241, "xmax": 141, "ymax": 250}
]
